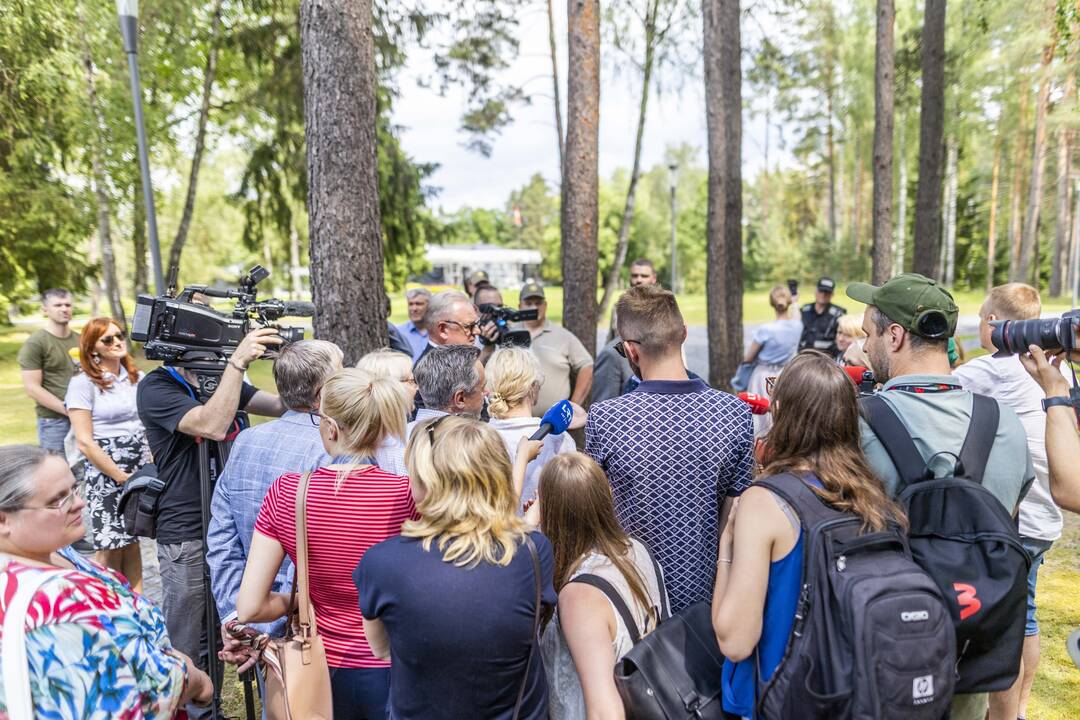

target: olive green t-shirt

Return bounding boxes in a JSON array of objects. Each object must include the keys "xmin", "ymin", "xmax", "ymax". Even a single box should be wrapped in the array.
[{"xmin": 17, "ymin": 329, "xmax": 80, "ymax": 419}]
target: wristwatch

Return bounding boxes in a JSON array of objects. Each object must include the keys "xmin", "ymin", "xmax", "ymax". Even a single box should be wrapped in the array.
[{"xmin": 1041, "ymin": 396, "xmax": 1072, "ymax": 412}]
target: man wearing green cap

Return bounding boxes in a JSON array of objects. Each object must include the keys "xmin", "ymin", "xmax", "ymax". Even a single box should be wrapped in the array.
[{"xmin": 847, "ymin": 273, "xmax": 1035, "ymax": 720}]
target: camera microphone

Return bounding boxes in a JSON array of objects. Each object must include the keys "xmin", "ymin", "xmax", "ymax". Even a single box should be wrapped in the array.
[
  {"xmin": 737, "ymin": 392, "xmax": 770, "ymax": 415},
  {"xmin": 282, "ymin": 300, "xmax": 316, "ymax": 317},
  {"xmin": 530, "ymin": 399, "xmax": 575, "ymax": 441}
]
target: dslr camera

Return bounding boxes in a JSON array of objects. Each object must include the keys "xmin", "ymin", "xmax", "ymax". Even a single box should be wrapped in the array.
[
  {"xmin": 990, "ymin": 309, "xmax": 1080, "ymax": 357},
  {"xmin": 476, "ymin": 304, "xmax": 537, "ymax": 348},
  {"xmin": 130, "ymin": 265, "xmax": 312, "ymax": 371}
]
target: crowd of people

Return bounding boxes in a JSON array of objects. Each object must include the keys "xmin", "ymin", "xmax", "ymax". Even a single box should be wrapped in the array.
[{"xmin": 2, "ymin": 268, "xmax": 1079, "ymax": 719}]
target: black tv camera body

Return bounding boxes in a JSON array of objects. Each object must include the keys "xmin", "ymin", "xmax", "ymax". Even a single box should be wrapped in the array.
[
  {"xmin": 477, "ymin": 303, "xmax": 538, "ymax": 348},
  {"xmin": 130, "ymin": 265, "xmax": 311, "ymax": 380}
]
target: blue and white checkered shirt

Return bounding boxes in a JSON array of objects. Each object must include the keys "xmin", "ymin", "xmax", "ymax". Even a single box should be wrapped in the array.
[
  {"xmin": 207, "ymin": 411, "xmax": 331, "ymax": 628},
  {"xmin": 585, "ymin": 378, "xmax": 754, "ymax": 612}
]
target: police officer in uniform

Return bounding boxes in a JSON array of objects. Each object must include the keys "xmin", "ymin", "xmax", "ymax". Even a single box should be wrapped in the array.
[{"xmin": 799, "ymin": 276, "xmax": 847, "ymax": 358}]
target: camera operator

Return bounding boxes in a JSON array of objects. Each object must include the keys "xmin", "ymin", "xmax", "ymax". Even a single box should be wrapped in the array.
[
  {"xmin": 473, "ymin": 283, "xmax": 504, "ymax": 361},
  {"xmin": 136, "ymin": 326, "xmax": 285, "ymax": 720},
  {"xmin": 1020, "ymin": 347, "xmax": 1080, "ymax": 513}
]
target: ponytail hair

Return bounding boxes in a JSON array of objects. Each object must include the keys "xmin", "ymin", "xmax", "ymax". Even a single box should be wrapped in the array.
[
  {"xmin": 485, "ymin": 347, "xmax": 544, "ymax": 418},
  {"xmin": 768, "ymin": 285, "xmax": 792, "ymax": 316},
  {"xmin": 320, "ymin": 368, "xmax": 408, "ymax": 485}
]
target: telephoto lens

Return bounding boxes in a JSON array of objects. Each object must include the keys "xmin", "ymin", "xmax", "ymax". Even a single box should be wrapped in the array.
[{"xmin": 990, "ymin": 312, "xmax": 1079, "ymax": 356}]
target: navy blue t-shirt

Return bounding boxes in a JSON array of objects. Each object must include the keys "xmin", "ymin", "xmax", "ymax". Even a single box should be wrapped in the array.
[{"xmin": 355, "ymin": 531, "xmax": 557, "ymax": 720}]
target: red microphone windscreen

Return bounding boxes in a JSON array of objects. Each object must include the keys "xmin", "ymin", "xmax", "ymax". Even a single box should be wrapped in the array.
[
  {"xmin": 737, "ymin": 392, "xmax": 770, "ymax": 415},
  {"xmin": 843, "ymin": 365, "xmax": 869, "ymax": 385}
]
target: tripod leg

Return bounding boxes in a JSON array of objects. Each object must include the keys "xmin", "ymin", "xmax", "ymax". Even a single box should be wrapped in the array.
[
  {"xmin": 199, "ymin": 440, "xmax": 224, "ymax": 720},
  {"xmin": 242, "ymin": 669, "xmax": 257, "ymax": 720}
]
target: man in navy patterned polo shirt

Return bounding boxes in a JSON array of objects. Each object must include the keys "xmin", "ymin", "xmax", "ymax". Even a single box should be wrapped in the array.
[{"xmin": 586, "ymin": 285, "xmax": 754, "ymax": 612}]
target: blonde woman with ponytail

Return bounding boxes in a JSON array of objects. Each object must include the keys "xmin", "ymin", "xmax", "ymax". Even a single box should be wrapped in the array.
[
  {"xmin": 355, "ymin": 416, "xmax": 557, "ymax": 720},
  {"xmin": 711, "ymin": 352, "xmax": 906, "ymax": 718},
  {"xmin": 486, "ymin": 347, "xmax": 576, "ymax": 509},
  {"xmin": 237, "ymin": 368, "xmax": 418, "ymax": 720},
  {"xmin": 744, "ymin": 284, "xmax": 804, "ymax": 436}
]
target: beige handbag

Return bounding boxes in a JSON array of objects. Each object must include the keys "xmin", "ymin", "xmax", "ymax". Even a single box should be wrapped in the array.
[{"xmin": 260, "ymin": 471, "xmax": 334, "ymax": 719}]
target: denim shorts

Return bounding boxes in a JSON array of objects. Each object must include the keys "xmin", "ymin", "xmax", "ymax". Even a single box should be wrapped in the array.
[
  {"xmin": 37, "ymin": 417, "xmax": 70, "ymax": 455},
  {"xmin": 1022, "ymin": 536, "xmax": 1054, "ymax": 637}
]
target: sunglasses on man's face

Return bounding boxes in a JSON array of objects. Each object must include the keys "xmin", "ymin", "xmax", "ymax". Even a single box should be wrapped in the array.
[
  {"xmin": 99, "ymin": 331, "xmax": 126, "ymax": 347},
  {"xmin": 614, "ymin": 339, "xmax": 641, "ymax": 359}
]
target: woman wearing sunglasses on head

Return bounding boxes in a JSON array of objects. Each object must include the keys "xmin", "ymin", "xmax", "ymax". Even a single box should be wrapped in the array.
[
  {"xmin": 0, "ymin": 444, "xmax": 212, "ymax": 718},
  {"xmin": 237, "ymin": 367, "xmax": 417, "ymax": 719},
  {"xmin": 64, "ymin": 317, "xmax": 151, "ymax": 591}
]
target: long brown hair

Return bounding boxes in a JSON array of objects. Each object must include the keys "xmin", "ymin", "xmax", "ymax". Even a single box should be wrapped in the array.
[
  {"xmin": 79, "ymin": 317, "xmax": 139, "ymax": 391},
  {"xmin": 763, "ymin": 351, "xmax": 906, "ymax": 531},
  {"xmin": 539, "ymin": 453, "xmax": 654, "ymax": 619}
]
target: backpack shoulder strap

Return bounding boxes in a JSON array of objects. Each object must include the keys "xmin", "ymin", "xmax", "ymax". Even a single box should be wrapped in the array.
[
  {"xmin": 958, "ymin": 394, "xmax": 1000, "ymax": 486},
  {"xmin": 571, "ymin": 574, "xmax": 643, "ymax": 645},
  {"xmin": 754, "ymin": 473, "xmax": 843, "ymax": 531},
  {"xmin": 861, "ymin": 394, "xmax": 928, "ymax": 484}
]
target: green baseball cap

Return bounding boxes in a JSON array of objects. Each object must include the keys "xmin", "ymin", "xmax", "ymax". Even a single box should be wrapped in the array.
[{"xmin": 846, "ymin": 273, "xmax": 958, "ymax": 339}]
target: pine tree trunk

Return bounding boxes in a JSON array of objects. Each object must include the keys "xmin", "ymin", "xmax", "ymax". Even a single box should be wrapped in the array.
[
  {"xmin": 896, "ymin": 116, "xmax": 907, "ymax": 272},
  {"xmin": 1051, "ymin": 76, "xmax": 1074, "ymax": 296},
  {"xmin": 79, "ymin": 13, "xmax": 126, "ymax": 328},
  {"xmin": 562, "ymin": 0, "xmax": 600, "ymax": 356},
  {"xmin": 871, "ymin": 0, "xmax": 895, "ymax": 283},
  {"xmin": 703, "ymin": 0, "xmax": 743, "ymax": 390},
  {"xmin": 166, "ymin": 0, "xmax": 223, "ymax": 286},
  {"xmin": 1016, "ymin": 38, "xmax": 1057, "ymax": 284},
  {"xmin": 598, "ymin": 6, "xmax": 657, "ymax": 322},
  {"xmin": 132, "ymin": 185, "xmax": 148, "ymax": 296},
  {"xmin": 913, "ymin": 0, "xmax": 947, "ymax": 278},
  {"xmin": 289, "ymin": 224, "xmax": 302, "ymax": 300},
  {"xmin": 547, "ymin": 0, "xmax": 565, "ymax": 178},
  {"xmin": 986, "ymin": 131, "xmax": 1002, "ymax": 291},
  {"xmin": 302, "ymin": 0, "xmax": 386, "ymax": 363},
  {"xmin": 1008, "ymin": 92, "xmax": 1030, "ymax": 279},
  {"xmin": 942, "ymin": 136, "xmax": 958, "ymax": 286},
  {"xmin": 827, "ymin": 86, "xmax": 838, "ymax": 246},
  {"xmin": 1069, "ymin": 178, "xmax": 1080, "ymax": 299}
]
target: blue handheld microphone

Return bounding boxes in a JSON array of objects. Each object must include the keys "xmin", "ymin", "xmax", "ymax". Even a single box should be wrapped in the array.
[{"xmin": 529, "ymin": 400, "xmax": 575, "ymax": 441}]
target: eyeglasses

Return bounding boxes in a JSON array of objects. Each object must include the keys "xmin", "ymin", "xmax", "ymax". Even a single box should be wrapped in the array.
[
  {"xmin": 614, "ymin": 339, "xmax": 641, "ymax": 359},
  {"xmin": 443, "ymin": 319, "xmax": 480, "ymax": 336},
  {"xmin": 11, "ymin": 481, "xmax": 85, "ymax": 513},
  {"xmin": 308, "ymin": 410, "xmax": 323, "ymax": 427},
  {"xmin": 100, "ymin": 331, "xmax": 126, "ymax": 347},
  {"xmin": 426, "ymin": 414, "xmax": 450, "ymax": 446}
]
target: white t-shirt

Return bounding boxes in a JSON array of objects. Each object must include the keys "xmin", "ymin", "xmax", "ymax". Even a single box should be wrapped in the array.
[
  {"xmin": 952, "ymin": 354, "xmax": 1066, "ymax": 541},
  {"xmin": 64, "ymin": 367, "xmax": 145, "ymax": 439},
  {"xmin": 488, "ymin": 416, "xmax": 576, "ymax": 507}
]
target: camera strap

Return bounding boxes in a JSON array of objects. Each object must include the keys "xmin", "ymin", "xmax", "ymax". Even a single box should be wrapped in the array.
[{"xmin": 164, "ymin": 366, "xmax": 198, "ymax": 400}]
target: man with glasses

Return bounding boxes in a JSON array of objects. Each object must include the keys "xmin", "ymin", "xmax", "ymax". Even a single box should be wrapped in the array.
[
  {"xmin": 18, "ymin": 288, "xmax": 79, "ymax": 454},
  {"xmin": 207, "ymin": 340, "xmax": 342, "ymax": 673},
  {"xmin": 597, "ymin": 260, "xmax": 659, "ymax": 401},
  {"xmin": 413, "ymin": 290, "xmax": 482, "ymax": 413}
]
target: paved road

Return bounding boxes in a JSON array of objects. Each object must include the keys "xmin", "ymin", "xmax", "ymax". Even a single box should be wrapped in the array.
[{"xmin": 601, "ymin": 315, "xmax": 985, "ymax": 382}]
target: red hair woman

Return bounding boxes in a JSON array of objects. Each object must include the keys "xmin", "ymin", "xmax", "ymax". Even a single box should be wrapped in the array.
[{"xmin": 64, "ymin": 317, "xmax": 150, "ymax": 591}]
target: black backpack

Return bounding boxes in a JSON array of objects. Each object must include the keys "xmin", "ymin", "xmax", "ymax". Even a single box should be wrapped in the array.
[
  {"xmin": 862, "ymin": 393, "xmax": 1031, "ymax": 693},
  {"xmin": 755, "ymin": 473, "xmax": 955, "ymax": 720}
]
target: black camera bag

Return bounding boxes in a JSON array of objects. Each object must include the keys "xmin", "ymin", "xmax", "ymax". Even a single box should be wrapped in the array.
[
  {"xmin": 117, "ymin": 463, "xmax": 164, "ymax": 538},
  {"xmin": 863, "ymin": 393, "xmax": 1031, "ymax": 693}
]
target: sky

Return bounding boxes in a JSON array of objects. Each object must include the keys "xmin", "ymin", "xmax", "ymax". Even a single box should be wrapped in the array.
[{"xmin": 390, "ymin": 2, "xmax": 777, "ymax": 212}]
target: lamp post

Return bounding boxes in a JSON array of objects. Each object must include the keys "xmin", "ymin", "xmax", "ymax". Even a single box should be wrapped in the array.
[
  {"xmin": 668, "ymin": 163, "xmax": 678, "ymax": 294},
  {"xmin": 117, "ymin": 0, "xmax": 165, "ymax": 296}
]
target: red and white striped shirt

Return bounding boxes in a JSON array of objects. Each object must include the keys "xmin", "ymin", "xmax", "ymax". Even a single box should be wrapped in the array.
[{"xmin": 254, "ymin": 465, "xmax": 417, "ymax": 668}]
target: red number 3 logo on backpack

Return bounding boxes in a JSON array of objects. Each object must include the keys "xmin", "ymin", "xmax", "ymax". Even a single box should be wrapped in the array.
[{"xmin": 953, "ymin": 583, "xmax": 982, "ymax": 621}]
